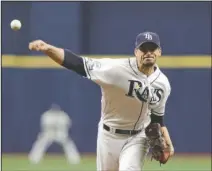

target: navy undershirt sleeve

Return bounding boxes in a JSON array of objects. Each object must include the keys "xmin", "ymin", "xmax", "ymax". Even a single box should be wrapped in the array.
[
  {"xmin": 150, "ymin": 113, "xmax": 165, "ymax": 126},
  {"xmin": 61, "ymin": 49, "xmax": 86, "ymax": 77}
]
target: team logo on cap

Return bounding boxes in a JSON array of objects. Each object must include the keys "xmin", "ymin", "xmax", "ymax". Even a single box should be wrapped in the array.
[{"xmin": 144, "ymin": 33, "xmax": 153, "ymax": 40}]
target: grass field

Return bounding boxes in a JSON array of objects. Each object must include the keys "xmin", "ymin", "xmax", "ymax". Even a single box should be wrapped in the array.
[{"xmin": 2, "ymin": 154, "xmax": 211, "ymax": 171}]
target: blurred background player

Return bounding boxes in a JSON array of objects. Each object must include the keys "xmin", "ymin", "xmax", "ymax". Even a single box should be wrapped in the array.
[{"xmin": 28, "ymin": 104, "xmax": 81, "ymax": 164}]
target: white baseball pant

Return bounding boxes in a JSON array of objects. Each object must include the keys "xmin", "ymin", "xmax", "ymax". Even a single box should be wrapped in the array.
[{"xmin": 96, "ymin": 123, "xmax": 149, "ymax": 171}]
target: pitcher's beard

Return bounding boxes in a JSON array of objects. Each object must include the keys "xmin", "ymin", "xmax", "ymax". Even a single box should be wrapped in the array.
[
  {"xmin": 142, "ymin": 62, "xmax": 154, "ymax": 67},
  {"xmin": 140, "ymin": 58, "xmax": 155, "ymax": 67},
  {"xmin": 140, "ymin": 54, "xmax": 156, "ymax": 67}
]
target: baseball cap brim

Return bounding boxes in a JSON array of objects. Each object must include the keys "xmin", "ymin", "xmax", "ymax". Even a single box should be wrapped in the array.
[{"xmin": 137, "ymin": 41, "xmax": 160, "ymax": 49}]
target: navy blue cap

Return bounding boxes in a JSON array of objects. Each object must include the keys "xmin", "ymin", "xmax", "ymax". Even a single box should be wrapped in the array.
[{"xmin": 135, "ymin": 31, "xmax": 161, "ymax": 48}]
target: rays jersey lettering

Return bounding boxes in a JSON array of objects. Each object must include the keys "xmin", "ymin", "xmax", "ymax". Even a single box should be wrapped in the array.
[
  {"xmin": 126, "ymin": 80, "xmax": 163, "ymax": 105},
  {"xmin": 149, "ymin": 89, "xmax": 163, "ymax": 105}
]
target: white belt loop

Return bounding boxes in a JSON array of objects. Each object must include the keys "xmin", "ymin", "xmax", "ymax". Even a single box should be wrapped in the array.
[{"xmin": 110, "ymin": 127, "xmax": 116, "ymax": 134}]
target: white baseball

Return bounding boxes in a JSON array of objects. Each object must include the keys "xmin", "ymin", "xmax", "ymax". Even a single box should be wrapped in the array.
[{"xmin": 10, "ymin": 19, "xmax": 22, "ymax": 31}]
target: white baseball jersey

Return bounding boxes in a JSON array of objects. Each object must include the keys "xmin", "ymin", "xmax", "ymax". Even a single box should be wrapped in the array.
[
  {"xmin": 83, "ymin": 57, "xmax": 171, "ymax": 132},
  {"xmin": 41, "ymin": 109, "xmax": 71, "ymax": 133}
]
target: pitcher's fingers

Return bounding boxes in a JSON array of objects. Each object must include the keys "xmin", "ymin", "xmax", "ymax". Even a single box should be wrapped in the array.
[
  {"xmin": 29, "ymin": 43, "xmax": 33, "ymax": 50},
  {"xmin": 35, "ymin": 44, "xmax": 41, "ymax": 51}
]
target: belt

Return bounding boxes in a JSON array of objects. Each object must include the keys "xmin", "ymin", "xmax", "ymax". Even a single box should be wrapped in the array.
[{"xmin": 103, "ymin": 124, "xmax": 141, "ymax": 135}]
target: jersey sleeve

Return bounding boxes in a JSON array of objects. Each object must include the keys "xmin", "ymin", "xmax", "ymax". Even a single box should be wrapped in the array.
[
  {"xmin": 150, "ymin": 86, "xmax": 171, "ymax": 116},
  {"xmin": 82, "ymin": 57, "xmax": 116, "ymax": 85}
]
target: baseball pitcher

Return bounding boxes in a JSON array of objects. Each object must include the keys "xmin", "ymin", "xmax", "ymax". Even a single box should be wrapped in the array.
[{"xmin": 29, "ymin": 31, "xmax": 174, "ymax": 170}]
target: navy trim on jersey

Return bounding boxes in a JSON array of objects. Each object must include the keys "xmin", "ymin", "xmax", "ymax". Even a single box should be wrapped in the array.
[
  {"xmin": 62, "ymin": 49, "xmax": 86, "ymax": 77},
  {"xmin": 151, "ymin": 110, "xmax": 164, "ymax": 115},
  {"xmin": 128, "ymin": 58, "xmax": 138, "ymax": 75},
  {"xmin": 150, "ymin": 71, "xmax": 161, "ymax": 85},
  {"xmin": 133, "ymin": 103, "xmax": 144, "ymax": 130},
  {"xmin": 83, "ymin": 58, "xmax": 92, "ymax": 79}
]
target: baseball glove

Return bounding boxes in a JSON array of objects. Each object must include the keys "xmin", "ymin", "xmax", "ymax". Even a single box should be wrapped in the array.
[{"xmin": 145, "ymin": 123, "xmax": 171, "ymax": 165}]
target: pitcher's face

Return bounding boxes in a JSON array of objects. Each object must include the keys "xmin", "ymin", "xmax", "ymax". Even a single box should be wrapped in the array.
[{"xmin": 134, "ymin": 42, "xmax": 161, "ymax": 67}]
